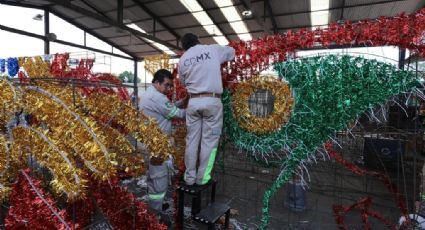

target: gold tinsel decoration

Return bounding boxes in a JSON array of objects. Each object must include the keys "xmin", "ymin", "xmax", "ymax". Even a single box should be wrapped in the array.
[
  {"xmin": 172, "ymin": 126, "xmax": 186, "ymax": 167},
  {"xmin": 41, "ymin": 83, "xmax": 145, "ymax": 176},
  {"xmin": 23, "ymin": 86, "xmax": 117, "ymax": 181},
  {"xmin": 11, "ymin": 126, "xmax": 87, "ymax": 200},
  {"xmin": 0, "ymin": 74, "xmax": 169, "ymax": 200},
  {"xmin": 144, "ymin": 54, "xmax": 172, "ymax": 74},
  {"xmin": 22, "ymin": 56, "xmax": 51, "ymax": 78},
  {"xmin": 0, "ymin": 79, "xmax": 21, "ymax": 128},
  {"xmin": 232, "ymin": 76, "xmax": 293, "ymax": 134},
  {"xmin": 0, "ymin": 135, "xmax": 11, "ymax": 200},
  {"xmin": 98, "ymin": 124, "xmax": 145, "ymax": 176},
  {"xmin": 86, "ymin": 93, "xmax": 175, "ymax": 163}
]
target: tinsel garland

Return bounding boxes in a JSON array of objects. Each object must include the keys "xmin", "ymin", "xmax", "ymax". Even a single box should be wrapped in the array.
[
  {"xmin": 0, "ymin": 59, "xmax": 5, "ymax": 73},
  {"xmin": 170, "ymin": 67, "xmax": 188, "ymax": 104},
  {"xmin": 6, "ymin": 57, "xmax": 18, "ymax": 77},
  {"xmin": 97, "ymin": 124, "xmax": 144, "ymax": 176},
  {"xmin": 23, "ymin": 86, "xmax": 116, "ymax": 181},
  {"xmin": 11, "ymin": 126, "xmax": 87, "ymax": 200},
  {"xmin": 22, "ymin": 56, "xmax": 51, "ymax": 78},
  {"xmin": 333, "ymin": 197, "xmax": 395, "ymax": 230},
  {"xmin": 224, "ymin": 9, "xmax": 425, "ymax": 82},
  {"xmin": 65, "ymin": 198, "xmax": 95, "ymax": 229},
  {"xmin": 5, "ymin": 169, "xmax": 72, "ymax": 229},
  {"xmin": 144, "ymin": 53, "xmax": 173, "ymax": 74},
  {"xmin": 50, "ymin": 53, "xmax": 69, "ymax": 77},
  {"xmin": 85, "ymin": 93, "xmax": 175, "ymax": 163},
  {"xmin": 325, "ymin": 143, "xmax": 408, "ymax": 229},
  {"xmin": 0, "ymin": 79, "xmax": 20, "ymax": 123},
  {"xmin": 222, "ymin": 55, "xmax": 420, "ymax": 229},
  {"xmin": 171, "ymin": 126, "xmax": 186, "ymax": 228},
  {"xmin": 92, "ymin": 178, "xmax": 167, "ymax": 230},
  {"xmin": 89, "ymin": 73, "xmax": 130, "ymax": 101},
  {"xmin": 231, "ymin": 76, "xmax": 293, "ymax": 134},
  {"xmin": 48, "ymin": 53, "xmax": 130, "ymax": 101},
  {"xmin": 0, "ymin": 74, "xmax": 155, "ymax": 200},
  {"xmin": 0, "ymin": 135, "xmax": 11, "ymax": 200}
]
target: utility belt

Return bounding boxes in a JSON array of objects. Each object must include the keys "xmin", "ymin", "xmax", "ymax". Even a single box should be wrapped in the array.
[{"xmin": 189, "ymin": 92, "xmax": 221, "ymax": 98}]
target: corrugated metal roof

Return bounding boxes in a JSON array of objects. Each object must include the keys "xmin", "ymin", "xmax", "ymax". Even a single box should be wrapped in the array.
[{"xmin": 1, "ymin": 0, "xmax": 423, "ymax": 59}]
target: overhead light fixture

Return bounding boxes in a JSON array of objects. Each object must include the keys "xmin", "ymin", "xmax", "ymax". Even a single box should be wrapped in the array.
[
  {"xmin": 179, "ymin": 0, "xmax": 229, "ymax": 45},
  {"xmin": 127, "ymin": 23, "xmax": 176, "ymax": 55},
  {"xmin": 32, "ymin": 14, "xmax": 43, "ymax": 21},
  {"xmin": 213, "ymin": 0, "xmax": 252, "ymax": 41},
  {"xmin": 241, "ymin": 10, "xmax": 253, "ymax": 18}
]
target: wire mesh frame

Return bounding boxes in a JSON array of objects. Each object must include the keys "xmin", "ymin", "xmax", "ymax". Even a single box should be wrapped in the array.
[
  {"xmin": 248, "ymin": 89, "xmax": 275, "ymax": 118},
  {"xmin": 214, "ymin": 68, "xmax": 424, "ymax": 229}
]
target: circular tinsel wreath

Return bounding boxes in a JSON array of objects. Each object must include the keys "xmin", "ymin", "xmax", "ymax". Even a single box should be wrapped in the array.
[{"xmin": 232, "ymin": 76, "xmax": 293, "ymax": 134}]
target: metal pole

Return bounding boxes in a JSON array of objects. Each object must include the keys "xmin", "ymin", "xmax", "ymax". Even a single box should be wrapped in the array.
[
  {"xmin": 44, "ymin": 9, "xmax": 50, "ymax": 54},
  {"xmin": 117, "ymin": 0, "xmax": 123, "ymax": 24},
  {"xmin": 134, "ymin": 59, "xmax": 139, "ymax": 109},
  {"xmin": 398, "ymin": 48, "xmax": 406, "ymax": 70}
]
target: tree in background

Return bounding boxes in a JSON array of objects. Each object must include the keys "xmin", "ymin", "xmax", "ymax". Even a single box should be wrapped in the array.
[{"xmin": 118, "ymin": 71, "xmax": 140, "ymax": 83}]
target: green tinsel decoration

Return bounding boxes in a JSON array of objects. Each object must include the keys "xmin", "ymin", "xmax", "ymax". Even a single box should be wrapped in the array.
[{"xmin": 222, "ymin": 55, "xmax": 421, "ymax": 229}]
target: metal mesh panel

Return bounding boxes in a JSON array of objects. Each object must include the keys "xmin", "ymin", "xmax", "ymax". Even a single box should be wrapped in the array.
[{"xmin": 248, "ymin": 89, "xmax": 275, "ymax": 118}]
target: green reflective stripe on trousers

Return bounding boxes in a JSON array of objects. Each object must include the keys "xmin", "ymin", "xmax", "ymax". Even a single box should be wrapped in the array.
[
  {"xmin": 166, "ymin": 106, "xmax": 179, "ymax": 119},
  {"xmin": 201, "ymin": 147, "xmax": 217, "ymax": 184},
  {"xmin": 148, "ymin": 192, "xmax": 165, "ymax": 200}
]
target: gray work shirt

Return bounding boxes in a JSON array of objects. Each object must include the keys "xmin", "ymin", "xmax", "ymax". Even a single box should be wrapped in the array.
[
  {"xmin": 139, "ymin": 85, "xmax": 185, "ymax": 135},
  {"xmin": 178, "ymin": 44, "xmax": 235, "ymax": 94}
]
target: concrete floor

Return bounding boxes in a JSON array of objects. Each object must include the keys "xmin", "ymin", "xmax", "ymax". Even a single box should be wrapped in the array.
[
  {"xmin": 207, "ymin": 139, "xmax": 420, "ymax": 230},
  {"xmin": 118, "ymin": 132, "xmax": 421, "ymax": 230}
]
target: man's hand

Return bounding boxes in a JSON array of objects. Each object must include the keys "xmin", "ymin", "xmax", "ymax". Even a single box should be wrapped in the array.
[{"xmin": 175, "ymin": 94, "xmax": 189, "ymax": 108}]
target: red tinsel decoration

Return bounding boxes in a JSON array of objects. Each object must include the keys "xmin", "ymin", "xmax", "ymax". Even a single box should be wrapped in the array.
[
  {"xmin": 224, "ymin": 9, "xmax": 425, "ymax": 83},
  {"xmin": 325, "ymin": 143, "xmax": 408, "ymax": 229},
  {"xmin": 5, "ymin": 169, "xmax": 72, "ymax": 230},
  {"xmin": 17, "ymin": 71, "xmax": 29, "ymax": 84},
  {"xmin": 169, "ymin": 67, "xmax": 187, "ymax": 126},
  {"xmin": 333, "ymin": 197, "xmax": 395, "ymax": 230},
  {"xmin": 50, "ymin": 53, "xmax": 70, "ymax": 77},
  {"xmin": 87, "ymin": 73, "xmax": 130, "ymax": 101},
  {"xmin": 92, "ymin": 177, "xmax": 167, "ymax": 230},
  {"xmin": 64, "ymin": 196, "xmax": 96, "ymax": 229},
  {"xmin": 170, "ymin": 67, "xmax": 188, "ymax": 102},
  {"xmin": 49, "ymin": 53, "xmax": 130, "ymax": 102}
]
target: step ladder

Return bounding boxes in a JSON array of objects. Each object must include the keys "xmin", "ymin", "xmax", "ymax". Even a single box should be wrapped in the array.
[{"xmin": 177, "ymin": 180, "xmax": 230, "ymax": 229}]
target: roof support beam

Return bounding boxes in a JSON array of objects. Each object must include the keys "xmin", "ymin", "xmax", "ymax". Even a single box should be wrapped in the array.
[
  {"xmin": 43, "ymin": 0, "xmax": 180, "ymax": 50},
  {"xmin": 0, "ymin": 23, "xmax": 134, "ymax": 60},
  {"xmin": 239, "ymin": 0, "xmax": 251, "ymax": 10},
  {"xmin": 339, "ymin": 0, "xmax": 346, "ymax": 22},
  {"xmin": 267, "ymin": 0, "xmax": 405, "ymax": 19},
  {"xmin": 118, "ymin": 0, "xmax": 405, "ymax": 26},
  {"xmin": 117, "ymin": 0, "xmax": 124, "ymax": 24},
  {"xmin": 264, "ymin": 0, "xmax": 277, "ymax": 34},
  {"xmin": 77, "ymin": 0, "xmax": 264, "ymax": 22},
  {"xmin": 80, "ymin": 0, "xmax": 110, "ymax": 18},
  {"xmin": 0, "ymin": 0, "xmax": 47, "ymax": 10},
  {"xmin": 195, "ymin": 0, "xmax": 231, "ymax": 42},
  {"xmin": 108, "ymin": 0, "xmax": 407, "ymax": 35},
  {"xmin": 49, "ymin": 8, "xmax": 139, "ymax": 60},
  {"xmin": 131, "ymin": 0, "xmax": 180, "ymax": 41},
  {"xmin": 77, "ymin": 0, "xmax": 163, "ymax": 54}
]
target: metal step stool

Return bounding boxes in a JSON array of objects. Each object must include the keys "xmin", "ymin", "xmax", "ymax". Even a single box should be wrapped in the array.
[
  {"xmin": 194, "ymin": 203, "xmax": 230, "ymax": 230},
  {"xmin": 177, "ymin": 180, "xmax": 216, "ymax": 225}
]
